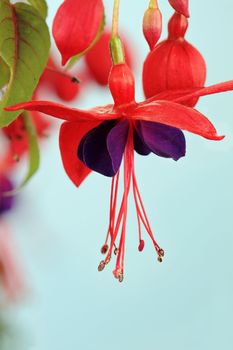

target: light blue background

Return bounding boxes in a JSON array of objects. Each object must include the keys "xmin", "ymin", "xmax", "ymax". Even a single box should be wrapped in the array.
[{"xmin": 4, "ymin": 1, "xmax": 233, "ymax": 349}]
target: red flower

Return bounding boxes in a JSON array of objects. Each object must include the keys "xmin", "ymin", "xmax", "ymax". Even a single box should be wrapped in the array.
[
  {"xmin": 85, "ymin": 30, "xmax": 133, "ymax": 86},
  {"xmin": 53, "ymin": 0, "xmax": 104, "ymax": 65},
  {"xmin": 143, "ymin": 12, "xmax": 206, "ymax": 107},
  {"xmin": 168, "ymin": 0, "xmax": 189, "ymax": 17},
  {"xmin": 6, "ymin": 63, "xmax": 233, "ymax": 281}
]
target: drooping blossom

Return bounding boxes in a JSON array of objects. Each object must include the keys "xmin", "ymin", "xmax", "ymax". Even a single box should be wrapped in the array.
[
  {"xmin": 53, "ymin": 0, "xmax": 105, "ymax": 65},
  {"xmin": 6, "ymin": 61, "xmax": 233, "ymax": 281},
  {"xmin": 168, "ymin": 0, "xmax": 189, "ymax": 17},
  {"xmin": 143, "ymin": 12, "xmax": 206, "ymax": 107},
  {"xmin": 85, "ymin": 30, "xmax": 133, "ymax": 86}
]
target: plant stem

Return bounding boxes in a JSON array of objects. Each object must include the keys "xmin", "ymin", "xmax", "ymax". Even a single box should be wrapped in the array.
[
  {"xmin": 112, "ymin": 0, "xmax": 120, "ymax": 38},
  {"xmin": 149, "ymin": 0, "xmax": 158, "ymax": 8}
]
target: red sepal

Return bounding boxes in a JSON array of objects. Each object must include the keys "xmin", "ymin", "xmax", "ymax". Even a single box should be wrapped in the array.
[
  {"xmin": 131, "ymin": 101, "xmax": 224, "ymax": 140},
  {"xmin": 59, "ymin": 121, "xmax": 101, "ymax": 187},
  {"xmin": 6, "ymin": 102, "xmax": 119, "ymax": 122}
]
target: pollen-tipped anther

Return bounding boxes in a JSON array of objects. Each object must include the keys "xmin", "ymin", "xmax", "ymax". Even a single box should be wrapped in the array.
[
  {"xmin": 101, "ymin": 244, "xmax": 109, "ymax": 255},
  {"xmin": 98, "ymin": 260, "xmax": 106, "ymax": 272},
  {"xmin": 114, "ymin": 247, "xmax": 119, "ymax": 256},
  {"xmin": 158, "ymin": 248, "xmax": 165, "ymax": 257},
  {"xmin": 157, "ymin": 256, "xmax": 163, "ymax": 263}
]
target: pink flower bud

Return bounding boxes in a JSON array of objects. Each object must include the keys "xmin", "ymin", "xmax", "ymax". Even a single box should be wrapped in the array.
[{"xmin": 143, "ymin": 7, "xmax": 162, "ymax": 50}]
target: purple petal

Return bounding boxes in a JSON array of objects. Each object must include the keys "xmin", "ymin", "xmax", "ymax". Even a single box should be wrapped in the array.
[
  {"xmin": 0, "ymin": 176, "xmax": 15, "ymax": 215},
  {"xmin": 107, "ymin": 120, "xmax": 129, "ymax": 173},
  {"xmin": 77, "ymin": 121, "xmax": 118, "ymax": 177},
  {"xmin": 134, "ymin": 122, "xmax": 151, "ymax": 156},
  {"xmin": 138, "ymin": 121, "xmax": 186, "ymax": 160}
]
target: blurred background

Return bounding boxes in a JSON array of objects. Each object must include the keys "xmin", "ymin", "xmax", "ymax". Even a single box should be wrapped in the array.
[{"xmin": 1, "ymin": 0, "xmax": 233, "ymax": 349}]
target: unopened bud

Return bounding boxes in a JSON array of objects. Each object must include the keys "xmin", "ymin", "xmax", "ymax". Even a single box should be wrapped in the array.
[
  {"xmin": 143, "ymin": 7, "xmax": 162, "ymax": 50},
  {"xmin": 168, "ymin": 12, "xmax": 188, "ymax": 40},
  {"xmin": 168, "ymin": 0, "xmax": 190, "ymax": 18}
]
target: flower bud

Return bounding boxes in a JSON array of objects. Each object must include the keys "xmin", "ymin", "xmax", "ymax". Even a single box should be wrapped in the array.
[
  {"xmin": 109, "ymin": 63, "xmax": 135, "ymax": 106},
  {"xmin": 143, "ymin": 13, "xmax": 206, "ymax": 107},
  {"xmin": 143, "ymin": 7, "xmax": 162, "ymax": 51},
  {"xmin": 53, "ymin": 0, "xmax": 104, "ymax": 65},
  {"xmin": 168, "ymin": 12, "xmax": 188, "ymax": 40},
  {"xmin": 168, "ymin": 0, "xmax": 189, "ymax": 18}
]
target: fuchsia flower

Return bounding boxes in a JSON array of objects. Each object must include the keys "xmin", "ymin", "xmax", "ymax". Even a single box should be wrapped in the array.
[
  {"xmin": 143, "ymin": 12, "xmax": 206, "ymax": 107},
  {"xmin": 53, "ymin": 0, "xmax": 104, "ymax": 65},
  {"xmin": 6, "ymin": 61, "xmax": 233, "ymax": 281}
]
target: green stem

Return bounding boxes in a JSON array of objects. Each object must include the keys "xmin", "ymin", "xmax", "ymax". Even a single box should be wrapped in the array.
[
  {"xmin": 111, "ymin": 0, "xmax": 120, "ymax": 38},
  {"xmin": 149, "ymin": 0, "xmax": 158, "ymax": 8},
  {"xmin": 110, "ymin": 0, "xmax": 125, "ymax": 65}
]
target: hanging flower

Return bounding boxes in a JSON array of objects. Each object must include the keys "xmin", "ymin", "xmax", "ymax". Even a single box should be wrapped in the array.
[
  {"xmin": 53, "ymin": 0, "xmax": 105, "ymax": 65},
  {"xmin": 6, "ymin": 61, "xmax": 233, "ymax": 281},
  {"xmin": 143, "ymin": 12, "xmax": 206, "ymax": 107}
]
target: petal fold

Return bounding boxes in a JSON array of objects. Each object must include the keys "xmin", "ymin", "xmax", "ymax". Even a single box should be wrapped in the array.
[
  {"xmin": 138, "ymin": 121, "xmax": 186, "ymax": 160},
  {"xmin": 78, "ymin": 121, "xmax": 117, "ymax": 177},
  {"xmin": 107, "ymin": 119, "xmax": 129, "ymax": 172}
]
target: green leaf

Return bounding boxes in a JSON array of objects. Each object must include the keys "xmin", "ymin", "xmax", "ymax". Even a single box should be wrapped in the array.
[
  {"xmin": 27, "ymin": 0, "xmax": 48, "ymax": 19},
  {"xmin": 0, "ymin": 0, "xmax": 50, "ymax": 127},
  {"xmin": 0, "ymin": 56, "xmax": 10, "ymax": 89},
  {"xmin": 22, "ymin": 112, "xmax": 40, "ymax": 186},
  {"xmin": 67, "ymin": 15, "xmax": 105, "ymax": 69}
]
